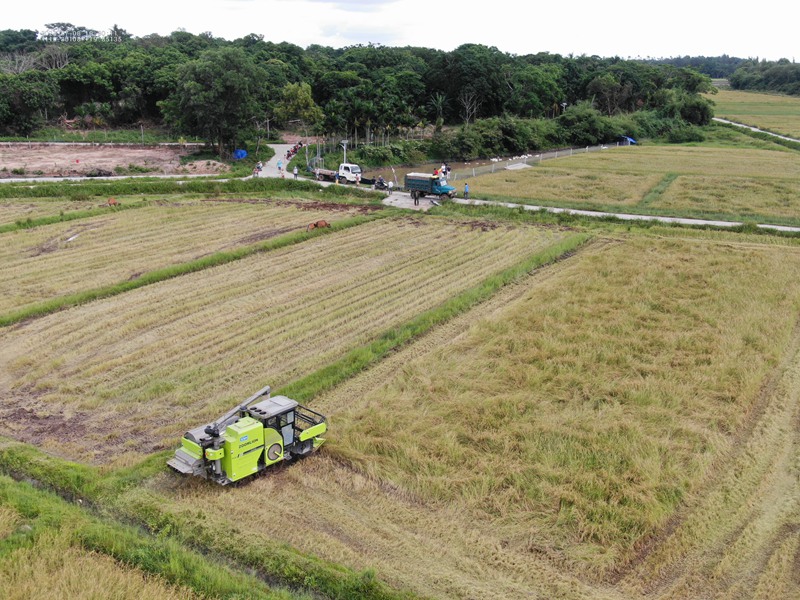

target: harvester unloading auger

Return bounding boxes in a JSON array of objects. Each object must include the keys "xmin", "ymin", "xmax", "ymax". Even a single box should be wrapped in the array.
[{"xmin": 167, "ymin": 385, "xmax": 327, "ymax": 485}]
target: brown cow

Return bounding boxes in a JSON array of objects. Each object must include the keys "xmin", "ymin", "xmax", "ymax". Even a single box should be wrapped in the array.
[{"xmin": 306, "ymin": 220, "xmax": 330, "ymax": 232}]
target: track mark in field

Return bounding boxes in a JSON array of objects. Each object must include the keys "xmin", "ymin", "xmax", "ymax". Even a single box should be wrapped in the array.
[
  {"xmin": 617, "ymin": 317, "xmax": 800, "ymax": 598},
  {"xmin": 25, "ymin": 221, "xmax": 108, "ymax": 257}
]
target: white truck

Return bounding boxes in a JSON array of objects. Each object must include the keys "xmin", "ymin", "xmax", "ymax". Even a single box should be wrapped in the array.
[{"xmin": 314, "ymin": 163, "xmax": 363, "ymax": 184}]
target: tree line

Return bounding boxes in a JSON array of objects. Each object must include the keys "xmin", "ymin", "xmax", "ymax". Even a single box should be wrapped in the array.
[{"xmin": 0, "ymin": 24, "xmax": 719, "ymax": 159}]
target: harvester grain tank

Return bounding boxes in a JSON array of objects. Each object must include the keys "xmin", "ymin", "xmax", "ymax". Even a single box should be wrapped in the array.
[{"xmin": 167, "ymin": 385, "xmax": 327, "ymax": 485}]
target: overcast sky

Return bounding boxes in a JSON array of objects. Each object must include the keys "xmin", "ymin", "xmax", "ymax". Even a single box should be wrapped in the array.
[{"xmin": 6, "ymin": 0, "xmax": 798, "ymax": 61}]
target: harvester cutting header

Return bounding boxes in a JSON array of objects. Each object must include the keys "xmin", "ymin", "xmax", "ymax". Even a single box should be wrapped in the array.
[{"xmin": 168, "ymin": 385, "xmax": 327, "ymax": 485}]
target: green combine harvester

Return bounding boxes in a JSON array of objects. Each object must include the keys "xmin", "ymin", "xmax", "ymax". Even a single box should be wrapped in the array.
[{"xmin": 167, "ymin": 385, "xmax": 327, "ymax": 485}]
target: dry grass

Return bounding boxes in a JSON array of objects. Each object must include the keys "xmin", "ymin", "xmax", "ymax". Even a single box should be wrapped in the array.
[
  {"xmin": 0, "ymin": 530, "xmax": 200, "ymax": 600},
  {"xmin": 0, "ymin": 216, "xmax": 570, "ymax": 463},
  {"xmin": 0, "ymin": 199, "xmax": 360, "ymax": 314},
  {"xmin": 707, "ymin": 89, "xmax": 800, "ymax": 138}
]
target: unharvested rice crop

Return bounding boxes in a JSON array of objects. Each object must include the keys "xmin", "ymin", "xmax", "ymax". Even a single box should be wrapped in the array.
[
  {"xmin": 468, "ymin": 167, "xmax": 660, "ymax": 207},
  {"xmin": 0, "ymin": 199, "xmax": 360, "ymax": 314},
  {"xmin": 708, "ymin": 89, "xmax": 800, "ymax": 138},
  {"xmin": 552, "ymin": 145, "xmax": 800, "ymax": 179},
  {"xmin": 0, "ymin": 216, "xmax": 571, "ymax": 462},
  {"xmin": 470, "ymin": 145, "xmax": 800, "ymax": 221},
  {"xmin": 0, "ymin": 531, "xmax": 201, "ymax": 600},
  {"xmin": 328, "ymin": 235, "xmax": 800, "ymax": 572},
  {"xmin": 653, "ymin": 174, "xmax": 800, "ymax": 219}
]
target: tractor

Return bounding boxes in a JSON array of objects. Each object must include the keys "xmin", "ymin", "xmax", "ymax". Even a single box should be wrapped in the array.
[{"xmin": 167, "ymin": 385, "xmax": 327, "ymax": 485}]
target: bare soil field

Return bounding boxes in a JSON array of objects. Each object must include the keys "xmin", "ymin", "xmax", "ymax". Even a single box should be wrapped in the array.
[{"xmin": 0, "ymin": 143, "xmax": 227, "ymax": 178}]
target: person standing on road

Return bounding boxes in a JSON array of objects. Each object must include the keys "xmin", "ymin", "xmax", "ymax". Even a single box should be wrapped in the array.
[
  {"xmin": 293, "ymin": 165, "xmax": 298, "ymax": 179},
  {"xmin": 277, "ymin": 159, "xmax": 283, "ymax": 174},
  {"xmin": 464, "ymin": 182, "xmax": 469, "ymax": 199}
]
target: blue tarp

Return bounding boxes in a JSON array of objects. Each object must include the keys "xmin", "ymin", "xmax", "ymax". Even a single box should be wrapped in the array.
[
  {"xmin": 233, "ymin": 149, "xmax": 248, "ymax": 159},
  {"xmin": 622, "ymin": 136, "xmax": 637, "ymax": 144}
]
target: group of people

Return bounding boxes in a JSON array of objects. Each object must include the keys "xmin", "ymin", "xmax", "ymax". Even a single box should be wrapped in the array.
[
  {"xmin": 433, "ymin": 162, "xmax": 451, "ymax": 178},
  {"xmin": 285, "ymin": 142, "xmax": 304, "ymax": 161}
]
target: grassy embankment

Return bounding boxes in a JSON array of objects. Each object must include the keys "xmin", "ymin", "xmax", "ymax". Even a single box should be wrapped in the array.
[{"xmin": 0, "ymin": 474, "xmax": 313, "ymax": 600}]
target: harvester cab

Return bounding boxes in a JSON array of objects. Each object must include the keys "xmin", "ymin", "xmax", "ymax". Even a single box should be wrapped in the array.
[{"xmin": 167, "ymin": 385, "xmax": 327, "ymax": 485}]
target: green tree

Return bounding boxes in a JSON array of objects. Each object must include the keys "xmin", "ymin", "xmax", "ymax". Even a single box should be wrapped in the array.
[
  {"xmin": 0, "ymin": 70, "xmax": 59, "ymax": 135},
  {"xmin": 274, "ymin": 81, "xmax": 323, "ymax": 127},
  {"xmin": 160, "ymin": 46, "xmax": 269, "ymax": 156}
]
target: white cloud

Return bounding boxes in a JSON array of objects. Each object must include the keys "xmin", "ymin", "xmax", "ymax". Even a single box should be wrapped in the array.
[{"xmin": 4, "ymin": 0, "xmax": 798, "ymax": 60}]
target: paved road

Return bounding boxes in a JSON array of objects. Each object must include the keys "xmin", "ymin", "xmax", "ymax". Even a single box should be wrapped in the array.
[
  {"xmin": 4, "ymin": 141, "xmax": 798, "ymax": 231},
  {"xmin": 713, "ymin": 118, "xmax": 800, "ymax": 144},
  {"xmin": 453, "ymin": 198, "xmax": 800, "ymax": 233}
]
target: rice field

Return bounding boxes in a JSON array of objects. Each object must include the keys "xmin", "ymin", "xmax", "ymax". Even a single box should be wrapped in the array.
[
  {"xmin": 0, "ymin": 199, "xmax": 363, "ymax": 314},
  {"xmin": 0, "ymin": 215, "xmax": 572, "ymax": 463},
  {"xmin": 3, "ymin": 133, "xmax": 800, "ymax": 600},
  {"xmin": 326, "ymin": 234, "xmax": 800, "ymax": 573},
  {"xmin": 469, "ymin": 144, "xmax": 800, "ymax": 224},
  {"xmin": 654, "ymin": 174, "xmax": 800, "ymax": 219},
  {"xmin": 128, "ymin": 230, "xmax": 800, "ymax": 599},
  {"xmin": 707, "ymin": 89, "xmax": 800, "ymax": 138}
]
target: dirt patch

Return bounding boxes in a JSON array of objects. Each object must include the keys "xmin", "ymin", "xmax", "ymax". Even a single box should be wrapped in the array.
[
  {"xmin": 0, "ymin": 143, "xmax": 227, "ymax": 178},
  {"xmin": 235, "ymin": 226, "xmax": 298, "ymax": 246},
  {"xmin": 0, "ymin": 396, "xmax": 88, "ymax": 448}
]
